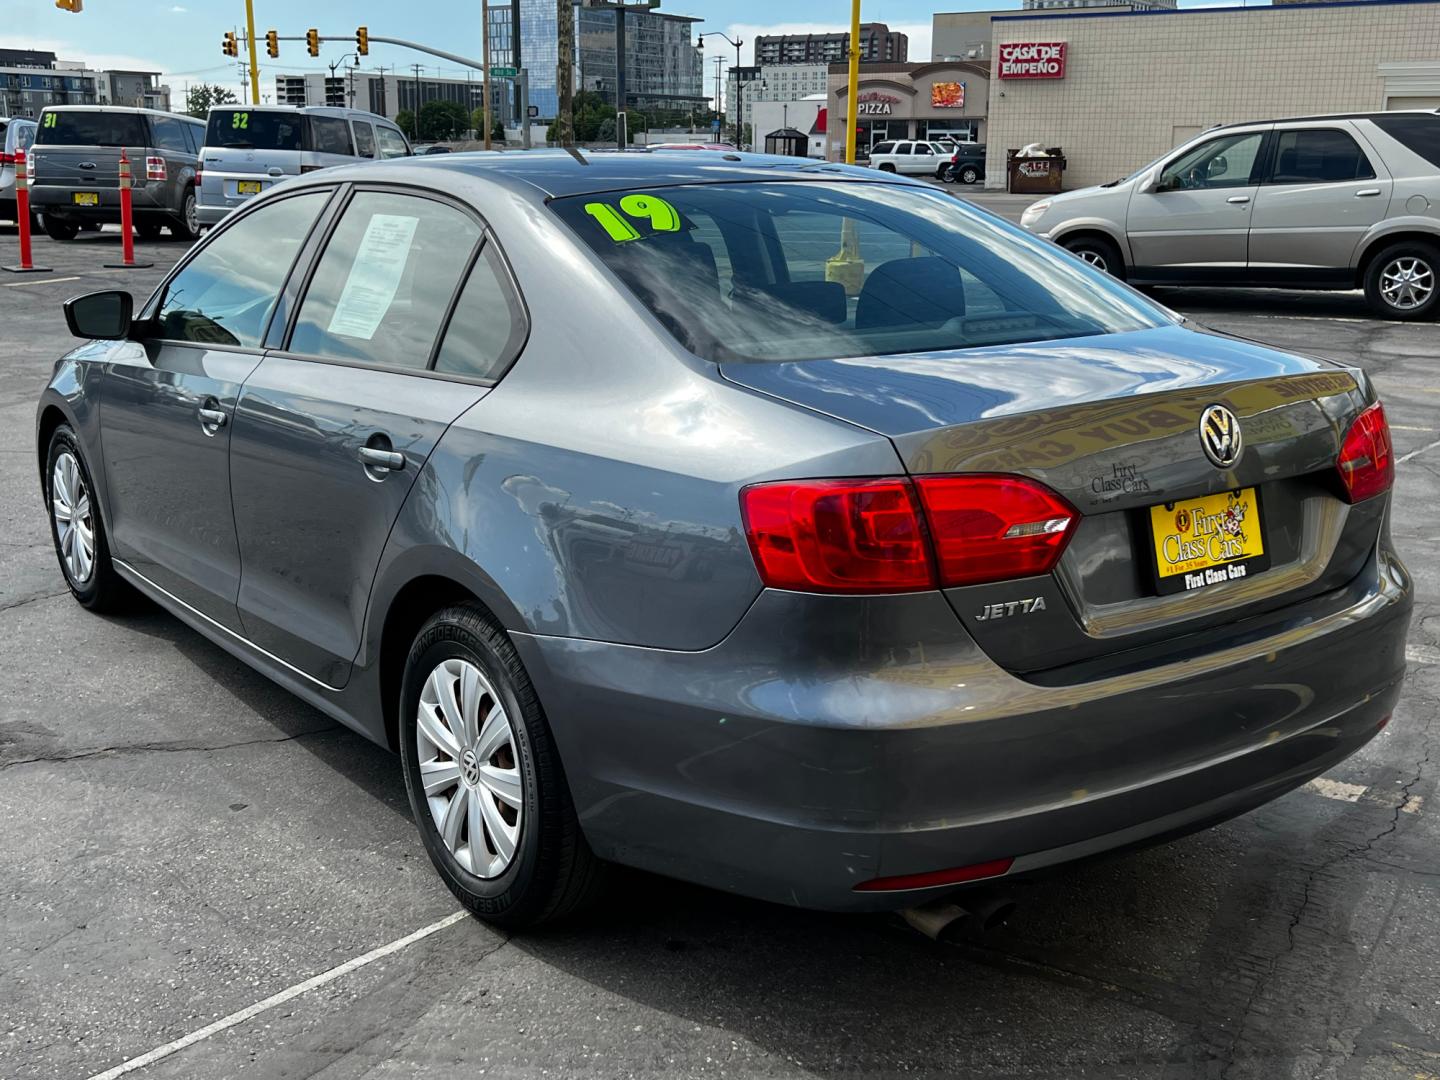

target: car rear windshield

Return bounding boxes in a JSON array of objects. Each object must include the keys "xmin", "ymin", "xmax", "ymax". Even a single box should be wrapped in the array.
[
  {"xmin": 1371, "ymin": 115, "xmax": 1440, "ymax": 169},
  {"xmin": 551, "ymin": 181, "xmax": 1167, "ymax": 364},
  {"xmin": 36, "ymin": 110, "xmax": 149, "ymax": 147},
  {"xmin": 205, "ymin": 108, "xmax": 305, "ymax": 151}
]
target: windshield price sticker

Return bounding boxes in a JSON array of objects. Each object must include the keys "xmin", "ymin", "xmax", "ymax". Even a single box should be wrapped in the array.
[
  {"xmin": 584, "ymin": 194, "xmax": 681, "ymax": 243},
  {"xmin": 231, "ymin": 112, "xmax": 250, "ymax": 130}
]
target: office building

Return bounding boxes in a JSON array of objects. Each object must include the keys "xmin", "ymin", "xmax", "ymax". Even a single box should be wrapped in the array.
[
  {"xmin": 732, "ymin": 62, "xmax": 828, "ymax": 145},
  {"xmin": 753, "ymin": 23, "xmax": 908, "ymax": 66},
  {"xmin": 274, "ymin": 69, "xmax": 510, "ymax": 127}
]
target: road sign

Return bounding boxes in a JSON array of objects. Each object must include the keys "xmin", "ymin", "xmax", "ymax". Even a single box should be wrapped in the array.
[{"xmin": 490, "ymin": 66, "xmax": 517, "ymax": 77}]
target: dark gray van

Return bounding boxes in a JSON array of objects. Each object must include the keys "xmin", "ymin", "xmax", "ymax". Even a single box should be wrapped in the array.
[{"xmin": 29, "ymin": 105, "xmax": 205, "ymax": 241}]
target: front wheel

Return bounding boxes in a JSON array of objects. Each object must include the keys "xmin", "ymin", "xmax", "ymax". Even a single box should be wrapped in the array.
[
  {"xmin": 44, "ymin": 423, "xmax": 133, "ymax": 611},
  {"xmin": 399, "ymin": 604, "xmax": 606, "ymax": 928},
  {"xmin": 41, "ymin": 215, "xmax": 79, "ymax": 241},
  {"xmin": 1363, "ymin": 241, "xmax": 1438, "ymax": 320},
  {"xmin": 1063, "ymin": 235, "xmax": 1125, "ymax": 280}
]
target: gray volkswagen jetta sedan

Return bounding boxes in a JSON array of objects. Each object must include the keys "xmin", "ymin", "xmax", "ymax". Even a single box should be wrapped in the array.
[{"xmin": 37, "ymin": 151, "xmax": 1410, "ymax": 927}]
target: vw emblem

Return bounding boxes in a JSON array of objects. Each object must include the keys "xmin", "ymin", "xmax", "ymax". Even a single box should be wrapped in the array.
[
  {"xmin": 1199, "ymin": 404, "xmax": 1243, "ymax": 469},
  {"xmin": 459, "ymin": 748, "xmax": 481, "ymax": 787}
]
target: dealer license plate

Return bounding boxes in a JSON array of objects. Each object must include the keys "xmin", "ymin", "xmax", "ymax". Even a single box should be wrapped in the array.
[
  {"xmin": 72, "ymin": 192, "xmax": 99, "ymax": 206},
  {"xmin": 1149, "ymin": 487, "xmax": 1268, "ymax": 595},
  {"xmin": 236, "ymin": 180, "xmax": 262, "ymax": 195}
]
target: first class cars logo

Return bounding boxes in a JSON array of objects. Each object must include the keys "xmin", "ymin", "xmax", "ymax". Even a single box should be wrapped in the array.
[{"xmin": 997, "ymin": 42, "xmax": 1067, "ymax": 79}]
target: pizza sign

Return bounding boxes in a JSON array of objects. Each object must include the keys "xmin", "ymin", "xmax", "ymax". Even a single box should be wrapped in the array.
[
  {"xmin": 856, "ymin": 90, "xmax": 900, "ymax": 116},
  {"xmin": 998, "ymin": 42, "xmax": 1067, "ymax": 79}
]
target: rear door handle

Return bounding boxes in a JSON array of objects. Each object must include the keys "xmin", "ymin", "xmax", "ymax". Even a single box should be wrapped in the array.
[
  {"xmin": 1227, "ymin": 195, "xmax": 1250, "ymax": 204},
  {"xmin": 1355, "ymin": 188, "xmax": 1381, "ymax": 197},
  {"xmin": 358, "ymin": 446, "xmax": 405, "ymax": 472}
]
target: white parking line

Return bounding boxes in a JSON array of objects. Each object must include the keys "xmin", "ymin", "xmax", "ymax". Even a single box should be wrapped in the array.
[
  {"xmin": 1398, "ymin": 437, "xmax": 1440, "ymax": 466},
  {"xmin": 2, "ymin": 275, "xmax": 80, "ymax": 288},
  {"xmin": 84, "ymin": 910, "xmax": 469, "ymax": 1080}
]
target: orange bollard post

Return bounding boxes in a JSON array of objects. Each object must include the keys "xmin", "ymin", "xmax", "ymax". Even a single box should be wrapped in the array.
[
  {"xmin": 104, "ymin": 149, "xmax": 152, "ymax": 270},
  {"xmin": 3, "ymin": 148, "xmax": 52, "ymax": 274}
]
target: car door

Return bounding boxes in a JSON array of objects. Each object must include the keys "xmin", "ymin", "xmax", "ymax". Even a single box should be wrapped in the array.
[
  {"xmin": 1247, "ymin": 123, "xmax": 1392, "ymax": 277},
  {"xmin": 1125, "ymin": 128, "xmax": 1268, "ymax": 275},
  {"xmin": 99, "ymin": 188, "xmax": 333, "ymax": 630},
  {"xmin": 309, "ymin": 114, "xmax": 356, "ymax": 166},
  {"xmin": 907, "ymin": 141, "xmax": 937, "ymax": 175},
  {"xmin": 228, "ymin": 187, "xmax": 499, "ymax": 688}
]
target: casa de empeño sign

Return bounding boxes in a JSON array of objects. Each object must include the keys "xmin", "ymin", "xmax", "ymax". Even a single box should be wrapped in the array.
[{"xmin": 997, "ymin": 42, "xmax": 1067, "ymax": 79}]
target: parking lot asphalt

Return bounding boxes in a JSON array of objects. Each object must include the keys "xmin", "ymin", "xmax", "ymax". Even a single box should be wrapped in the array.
[{"xmin": 2, "ymin": 205, "xmax": 1438, "ymax": 1080}]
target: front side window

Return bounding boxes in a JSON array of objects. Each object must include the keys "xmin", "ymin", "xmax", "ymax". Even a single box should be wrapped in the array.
[
  {"xmin": 552, "ymin": 182, "xmax": 1166, "ymax": 364},
  {"xmin": 288, "ymin": 192, "xmax": 481, "ymax": 369},
  {"xmin": 156, "ymin": 191, "xmax": 328, "ymax": 347},
  {"xmin": 309, "ymin": 115, "xmax": 354, "ymax": 156},
  {"xmin": 913, "ymin": 143, "xmax": 934, "ymax": 156},
  {"xmin": 1267, "ymin": 128, "xmax": 1376, "ymax": 184},
  {"xmin": 375, "ymin": 125, "xmax": 410, "ymax": 159},
  {"xmin": 1159, "ymin": 132, "xmax": 1263, "ymax": 191},
  {"xmin": 352, "ymin": 121, "xmax": 376, "ymax": 159}
]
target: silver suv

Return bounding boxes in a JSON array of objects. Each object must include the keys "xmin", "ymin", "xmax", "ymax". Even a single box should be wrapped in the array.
[{"xmin": 1021, "ymin": 111, "xmax": 1440, "ymax": 320}]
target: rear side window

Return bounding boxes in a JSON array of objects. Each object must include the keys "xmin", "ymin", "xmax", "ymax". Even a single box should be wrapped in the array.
[
  {"xmin": 1372, "ymin": 115, "xmax": 1440, "ymax": 168},
  {"xmin": 892, "ymin": 143, "xmax": 912, "ymax": 155},
  {"xmin": 309, "ymin": 116, "xmax": 355, "ymax": 156},
  {"xmin": 151, "ymin": 116, "xmax": 191, "ymax": 153},
  {"xmin": 156, "ymin": 191, "xmax": 328, "ymax": 347},
  {"xmin": 352, "ymin": 121, "xmax": 376, "ymax": 159},
  {"xmin": 433, "ymin": 244, "xmax": 527, "ymax": 381},
  {"xmin": 871, "ymin": 141, "xmax": 895, "ymax": 155},
  {"xmin": 375, "ymin": 125, "xmax": 410, "ymax": 159},
  {"xmin": 289, "ymin": 192, "xmax": 481, "ymax": 369},
  {"xmin": 552, "ymin": 182, "xmax": 1163, "ymax": 364},
  {"xmin": 205, "ymin": 109, "xmax": 304, "ymax": 151},
  {"xmin": 37, "ymin": 110, "xmax": 148, "ymax": 147},
  {"xmin": 1267, "ymin": 128, "xmax": 1376, "ymax": 184}
]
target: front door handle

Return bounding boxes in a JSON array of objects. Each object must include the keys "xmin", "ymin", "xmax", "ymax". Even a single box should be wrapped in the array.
[
  {"xmin": 358, "ymin": 446, "xmax": 405, "ymax": 472},
  {"xmin": 1227, "ymin": 195, "xmax": 1250, "ymax": 204},
  {"xmin": 1355, "ymin": 188, "xmax": 1381, "ymax": 197},
  {"xmin": 197, "ymin": 405, "xmax": 227, "ymax": 435}
]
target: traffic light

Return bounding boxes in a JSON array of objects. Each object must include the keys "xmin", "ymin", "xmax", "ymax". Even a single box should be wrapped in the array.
[
  {"xmin": 306, "ymin": 28, "xmax": 320, "ymax": 57},
  {"xmin": 54, "ymin": 0, "xmax": 84, "ymax": 11},
  {"xmin": 222, "ymin": 31, "xmax": 238, "ymax": 57},
  {"xmin": 265, "ymin": 30, "xmax": 279, "ymax": 59},
  {"xmin": 356, "ymin": 26, "xmax": 369, "ymax": 56}
]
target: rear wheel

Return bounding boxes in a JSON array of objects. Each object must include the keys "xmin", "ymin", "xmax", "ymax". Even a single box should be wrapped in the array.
[
  {"xmin": 1363, "ymin": 241, "xmax": 1438, "ymax": 320},
  {"xmin": 1063, "ymin": 235, "xmax": 1125, "ymax": 280},
  {"xmin": 169, "ymin": 188, "xmax": 200, "ymax": 241},
  {"xmin": 41, "ymin": 215, "xmax": 78, "ymax": 241},
  {"xmin": 399, "ymin": 603, "xmax": 606, "ymax": 928},
  {"xmin": 878, "ymin": 162, "xmax": 896, "ymax": 173},
  {"xmin": 44, "ymin": 424, "xmax": 133, "ymax": 612}
]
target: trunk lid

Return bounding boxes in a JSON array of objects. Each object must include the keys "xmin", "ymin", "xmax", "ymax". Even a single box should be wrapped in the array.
[
  {"xmin": 31, "ymin": 145, "xmax": 131, "ymax": 189},
  {"xmin": 721, "ymin": 324, "xmax": 1378, "ymax": 678}
]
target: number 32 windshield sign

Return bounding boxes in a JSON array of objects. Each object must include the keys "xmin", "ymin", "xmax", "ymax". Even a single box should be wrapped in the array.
[{"xmin": 998, "ymin": 42, "xmax": 1067, "ymax": 79}]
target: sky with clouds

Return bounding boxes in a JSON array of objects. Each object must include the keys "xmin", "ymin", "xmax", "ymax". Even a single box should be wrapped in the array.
[{"xmin": 7, "ymin": 0, "xmax": 1227, "ymax": 105}]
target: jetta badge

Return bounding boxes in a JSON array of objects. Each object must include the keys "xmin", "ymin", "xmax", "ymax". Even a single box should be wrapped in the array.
[{"xmin": 1199, "ymin": 404, "xmax": 1242, "ymax": 469}]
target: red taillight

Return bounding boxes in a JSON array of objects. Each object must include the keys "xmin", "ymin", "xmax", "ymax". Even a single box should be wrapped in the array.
[
  {"xmin": 740, "ymin": 478, "xmax": 933, "ymax": 593},
  {"xmin": 0, "ymin": 152, "xmax": 11, "ymax": 164},
  {"xmin": 194, "ymin": 166, "xmax": 202, "ymax": 189},
  {"xmin": 145, "ymin": 155, "xmax": 166, "ymax": 181},
  {"xmin": 854, "ymin": 857, "xmax": 1014, "ymax": 892},
  {"xmin": 1336, "ymin": 401, "xmax": 1394, "ymax": 503},
  {"xmin": 915, "ymin": 475, "xmax": 1078, "ymax": 587},
  {"xmin": 740, "ymin": 474, "xmax": 1077, "ymax": 594}
]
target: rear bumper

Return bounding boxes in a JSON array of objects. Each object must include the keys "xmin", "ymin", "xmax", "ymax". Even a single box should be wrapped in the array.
[
  {"xmin": 514, "ymin": 543, "xmax": 1411, "ymax": 912},
  {"xmin": 29, "ymin": 184, "xmax": 172, "ymax": 219}
]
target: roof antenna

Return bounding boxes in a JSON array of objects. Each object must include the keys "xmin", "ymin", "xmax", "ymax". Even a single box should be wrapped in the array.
[{"xmin": 565, "ymin": 146, "xmax": 589, "ymax": 166}]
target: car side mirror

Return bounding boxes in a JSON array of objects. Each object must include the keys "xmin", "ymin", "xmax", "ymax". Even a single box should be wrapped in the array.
[{"xmin": 63, "ymin": 290, "xmax": 133, "ymax": 340}]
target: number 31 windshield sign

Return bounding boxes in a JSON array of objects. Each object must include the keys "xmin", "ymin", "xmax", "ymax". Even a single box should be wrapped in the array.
[{"xmin": 997, "ymin": 42, "xmax": 1067, "ymax": 79}]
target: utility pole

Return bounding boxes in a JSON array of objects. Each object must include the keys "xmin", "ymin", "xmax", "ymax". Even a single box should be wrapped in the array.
[
  {"xmin": 482, "ymin": 0, "xmax": 492, "ymax": 150},
  {"xmin": 242, "ymin": 0, "xmax": 261, "ymax": 104},
  {"xmin": 555, "ymin": 0, "xmax": 575, "ymax": 145},
  {"xmin": 412, "ymin": 62, "xmax": 425, "ymax": 137}
]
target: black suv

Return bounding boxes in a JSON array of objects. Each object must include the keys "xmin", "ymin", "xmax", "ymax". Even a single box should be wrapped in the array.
[
  {"xmin": 29, "ymin": 106, "xmax": 205, "ymax": 241},
  {"xmin": 943, "ymin": 144, "xmax": 987, "ymax": 185}
]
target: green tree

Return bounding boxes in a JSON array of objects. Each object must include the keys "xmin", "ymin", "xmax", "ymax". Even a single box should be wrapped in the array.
[
  {"xmin": 596, "ymin": 117, "xmax": 616, "ymax": 144},
  {"xmin": 571, "ymin": 90, "xmax": 615, "ymax": 142},
  {"xmin": 395, "ymin": 109, "xmax": 416, "ymax": 139},
  {"xmin": 184, "ymin": 82, "xmax": 238, "ymax": 119},
  {"xmin": 418, "ymin": 99, "xmax": 470, "ymax": 141}
]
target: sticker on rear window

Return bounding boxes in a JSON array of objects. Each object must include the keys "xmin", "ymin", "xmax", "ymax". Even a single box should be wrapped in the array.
[
  {"xmin": 583, "ymin": 194, "xmax": 680, "ymax": 243},
  {"xmin": 231, "ymin": 112, "xmax": 250, "ymax": 130}
]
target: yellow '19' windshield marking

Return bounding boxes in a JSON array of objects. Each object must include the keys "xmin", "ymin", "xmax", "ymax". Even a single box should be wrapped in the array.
[{"xmin": 583, "ymin": 194, "xmax": 681, "ymax": 243}]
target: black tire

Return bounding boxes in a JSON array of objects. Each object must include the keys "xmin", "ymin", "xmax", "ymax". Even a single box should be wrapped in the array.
[
  {"xmin": 1063, "ymin": 234, "xmax": 1125, "ymax": 280},
  {"xmin": 136, "ymin": 219, "xmax": 164, "ymax": 240},
  {"xmin": 169, "ymin": 187, "xmax": 200, "ymax": 241},
  {"xmin": 399, "ymin": 603, "xmax": 606, "ymax": 928},
  {"xmin": 1363, "ymin": 240, "xmax": 1440, "ymax": 321},
  {"xmin": 958, "ymin": 164, "xmax": 981, "ymax": 185},
  {"xmin": 878, "ymin": 162, "xmax": 896, "ymax": 173},
  {"xmin": 41, "ymin": 215, "xmax": 79, "ymax": 241},
  {"xmin": 44, "ymin": 423, "xmax": 133, "ymax": 612}
]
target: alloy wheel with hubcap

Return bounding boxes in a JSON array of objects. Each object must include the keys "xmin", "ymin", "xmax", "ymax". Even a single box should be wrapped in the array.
[
  {"xmin": 416, "ymin": 657, "xmax": 523, "ymax": 879},
  {"xmin": 1379, "ymin": 256, "xmax": 1434, "ymax": 312},
  {"xmin": 1365, "ymin": 242, "xmax": 1440, "ymax": 320},
  {"xmin": 51, "ymin": 451, "xmax": 94, "ymax": 586}
]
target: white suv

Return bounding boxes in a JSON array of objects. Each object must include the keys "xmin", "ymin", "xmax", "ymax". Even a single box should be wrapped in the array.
[{"xmin": 868, "ymin": 140, "xmax": 956, "ymax": 179}]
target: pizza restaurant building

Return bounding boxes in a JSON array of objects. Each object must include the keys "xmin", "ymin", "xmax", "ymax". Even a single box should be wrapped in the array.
[{"xmin": 823, "ymin": 61, "xmax": 990, "ymax": 160}]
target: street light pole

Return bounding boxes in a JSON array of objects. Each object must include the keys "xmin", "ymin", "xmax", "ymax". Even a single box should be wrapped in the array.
[{"xmin": 845, "ymin": 0, "xmax": 860, "ymax": 164}]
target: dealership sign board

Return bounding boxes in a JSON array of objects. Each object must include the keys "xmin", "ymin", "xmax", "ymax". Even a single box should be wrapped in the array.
[{"xmin": 997, "ymin": 42, "xmax": 1067, "ymax": 79}]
